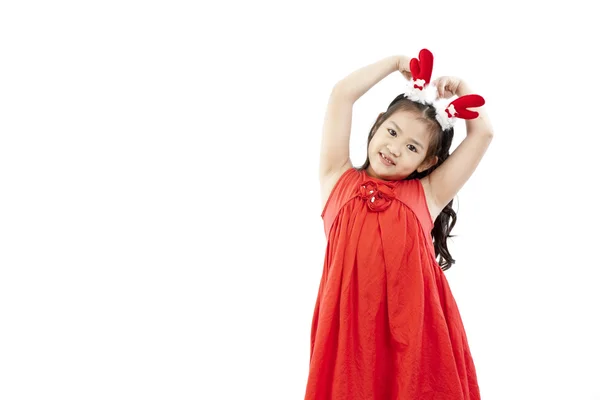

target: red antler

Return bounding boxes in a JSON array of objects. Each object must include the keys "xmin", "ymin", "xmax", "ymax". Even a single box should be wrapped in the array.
[
  {"xmin": 409, "ymin": 49, "xmax": 434, "ymax": 90},
  {"xmin": 445, "ymin": 94, "xmax": 485, "ymax": 120}
]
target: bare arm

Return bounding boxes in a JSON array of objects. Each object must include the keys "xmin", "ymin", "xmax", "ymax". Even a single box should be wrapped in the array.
[
  {"xmin": 320, "ymin": 55, "xmax": 409, "ymax": 180},
  {"xmin": 424, "ymin": 80, "xmax": 494, "ymax": 211}
]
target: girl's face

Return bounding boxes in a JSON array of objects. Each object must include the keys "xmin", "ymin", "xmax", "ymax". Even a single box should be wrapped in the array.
[{"xmin": 366, "ymin": 109, "xmax": 438, "ymax": 181}]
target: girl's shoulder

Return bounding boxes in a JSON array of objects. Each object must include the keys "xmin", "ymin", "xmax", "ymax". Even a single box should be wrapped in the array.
[{"xmin": 320, "ymin": 162, "xmax": 355, "ymax": 212}]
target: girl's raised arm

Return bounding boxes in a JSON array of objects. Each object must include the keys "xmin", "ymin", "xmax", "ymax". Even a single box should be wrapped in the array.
[
  {"xmin": 320, "ymin": 56, "xmax": 410, "ymax": 203},
  {"xmin": 424, "ymin": 78, "xmax": 494, "ymax": 212}
]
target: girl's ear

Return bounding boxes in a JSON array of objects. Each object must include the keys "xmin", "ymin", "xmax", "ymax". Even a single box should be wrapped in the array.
[{"xmin": 417, "ymin": 155, "xmax": 439, "ymax": 173}]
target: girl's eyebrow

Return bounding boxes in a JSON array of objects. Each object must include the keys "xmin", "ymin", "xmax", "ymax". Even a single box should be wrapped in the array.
[{"xmin": 389, "ymin": 120, "xmax": 424, "ymax": 149}]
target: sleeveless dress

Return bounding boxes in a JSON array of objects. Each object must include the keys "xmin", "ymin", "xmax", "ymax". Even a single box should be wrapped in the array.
[{"xmin": 304, "ymin": 168, "xmax": 480, "ymax": 400}]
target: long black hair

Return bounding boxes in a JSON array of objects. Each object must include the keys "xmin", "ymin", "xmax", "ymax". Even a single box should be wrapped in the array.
[{"xmin": 358, "ymin": 94, "xmax": 457, "ymax": 271}]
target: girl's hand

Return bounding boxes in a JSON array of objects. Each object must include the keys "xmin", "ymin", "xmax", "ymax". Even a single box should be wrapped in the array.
[
  {"xmin": 432, "ymin": 76, "xmax": 464, "ymax": 99},
  {"xmin": 397, "ymin": 55, "xmax": 412, "ymax": 81}
]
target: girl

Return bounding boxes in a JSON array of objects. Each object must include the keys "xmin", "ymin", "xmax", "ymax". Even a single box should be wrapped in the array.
[{"xmin": 305, "ymin": 49, "xmax": 493, "ymax": 399}]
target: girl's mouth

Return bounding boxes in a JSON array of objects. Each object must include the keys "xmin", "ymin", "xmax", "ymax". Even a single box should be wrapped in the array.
[{"xmin": 379, "ymin": 152, "xmax": 395, "ymax": 166}]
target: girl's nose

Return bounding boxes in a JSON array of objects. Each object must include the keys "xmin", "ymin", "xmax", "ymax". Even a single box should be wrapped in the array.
[{"xmin": 387, "ymin": 145, "xmax": 400, "ymax": 157}]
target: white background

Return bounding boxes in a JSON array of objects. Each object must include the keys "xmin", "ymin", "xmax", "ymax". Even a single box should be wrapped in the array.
[{"xmin": 1, "ymin": 1, "xmax": 599, "ymax": 399}]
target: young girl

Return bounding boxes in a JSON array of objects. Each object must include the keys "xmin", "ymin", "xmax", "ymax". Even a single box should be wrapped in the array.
[{"xmin": 305, "ymin": 49, "xmax": 493, "ymax": 399}]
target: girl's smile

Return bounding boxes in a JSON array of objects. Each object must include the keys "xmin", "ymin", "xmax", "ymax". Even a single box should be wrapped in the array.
[{"xmin": 379, "ymin": 152, "xmax": 396, "ymax": 166}]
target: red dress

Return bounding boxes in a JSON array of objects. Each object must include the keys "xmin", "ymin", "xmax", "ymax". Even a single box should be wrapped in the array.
[{"xmin": 305, "ymin": 168, "xmax": 480, "ymax": 400}]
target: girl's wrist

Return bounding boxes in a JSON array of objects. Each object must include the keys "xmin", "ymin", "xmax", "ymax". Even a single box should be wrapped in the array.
[
  {"xmin": 395, "ymin": 55, "xmax": 410, "ymax": 69},
  {"xmin": 456, "ymin": 80, "xmax": 472, "ymax": 96}
]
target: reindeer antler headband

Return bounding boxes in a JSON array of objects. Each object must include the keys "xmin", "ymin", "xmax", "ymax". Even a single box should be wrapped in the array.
[{"xmin": 404, "ymin": 48, "xmax": 485, "ymax": 131}]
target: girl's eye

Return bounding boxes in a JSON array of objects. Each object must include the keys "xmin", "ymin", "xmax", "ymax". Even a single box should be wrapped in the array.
[
  {"xmin": 388, "ymin": 129, "xmax": 397, "ymax": 137},
  {"xmin": 407, "ymin": 144, "xmax": 417, "ymax": 153}
]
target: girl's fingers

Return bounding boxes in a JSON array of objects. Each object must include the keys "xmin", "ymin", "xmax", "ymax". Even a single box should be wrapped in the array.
[{"xmin": 437, "ymin": 78, "xmax": 446, "ymax": 98}]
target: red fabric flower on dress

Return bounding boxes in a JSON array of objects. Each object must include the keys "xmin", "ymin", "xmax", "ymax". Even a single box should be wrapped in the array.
[{"xmin": 358, "ymin": 180, "xmax": 396, "ymax": 212}]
